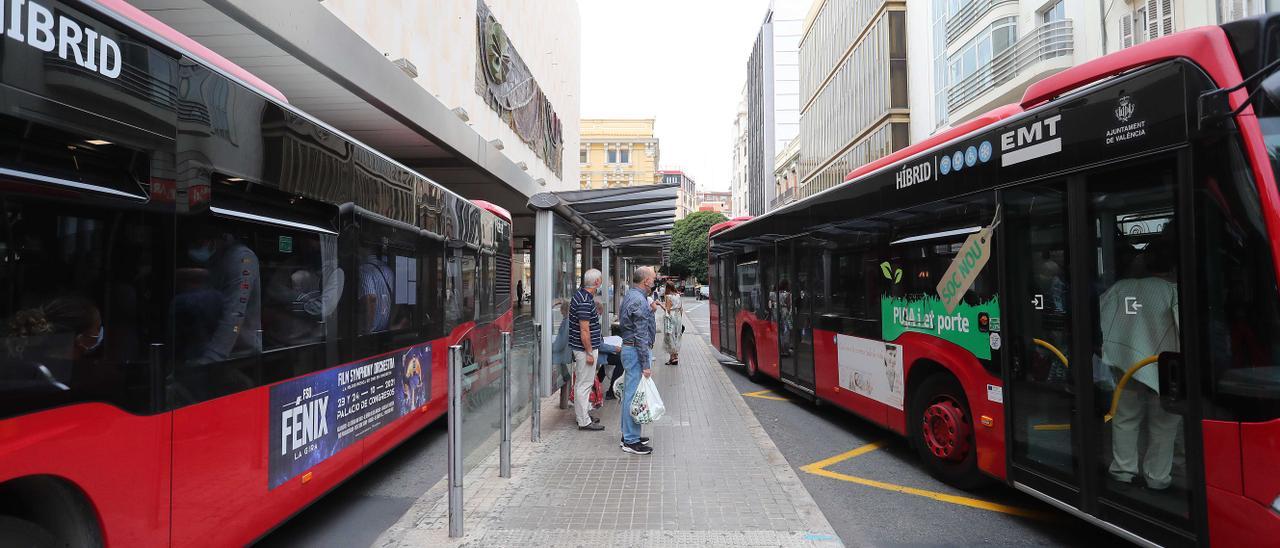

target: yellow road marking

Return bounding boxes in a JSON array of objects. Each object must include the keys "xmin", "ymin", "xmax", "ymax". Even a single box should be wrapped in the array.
[
  {"xmin": 742, "ymin": 389, "xmax": 790, "ymax": 401},
  {"xmin": 800, "ymin": 441, "xmax": 1055, "ymax": 520}
]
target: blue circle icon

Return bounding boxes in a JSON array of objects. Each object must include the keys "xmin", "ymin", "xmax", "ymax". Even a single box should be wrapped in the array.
[
  {"xmin": 939, "ymin": 155, "xmax": 951, "ymax": 175},
  {"xmin": 952, "ymin": 151, "xmax": 964, "ymax": 171},
  {"xmin": 978, "ymin": 141, "xmax": 992, "ymax": 163},
  {"xmin": 965, "ymin": 146, "xmax": 978, "ymax": 167}
]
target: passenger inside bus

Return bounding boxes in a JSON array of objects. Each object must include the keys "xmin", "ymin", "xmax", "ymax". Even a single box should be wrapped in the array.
[
  {"xmin": 1100, "ymin": 238, "xmax": 1180, "ymax": 491},
  {"xmin": 180, "ymin": 224, "xmax": 262, "ymax": 365},
  {"xmin": 2, "ymin": 297, "xmax": 103, "ymax": 392}
]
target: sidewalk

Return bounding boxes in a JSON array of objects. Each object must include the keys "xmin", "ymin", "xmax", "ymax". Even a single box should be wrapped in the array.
[{"xmin": 374, "ymin": 318, "xmax": 842, "ymax": 547}]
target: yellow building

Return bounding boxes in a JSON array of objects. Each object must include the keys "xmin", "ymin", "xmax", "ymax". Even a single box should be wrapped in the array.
[{"xmin": 579, "ymin": 118, "xmax": 661, "ymax": 189}]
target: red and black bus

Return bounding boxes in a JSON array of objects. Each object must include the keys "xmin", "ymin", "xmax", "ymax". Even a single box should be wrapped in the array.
[
  {"xmin": 0, "ymin": 0, "xmax": 512, "ymax": 545},
  {"xmin": 710, "ymin": 16, "xmax": 1280, "ymax": 547}
]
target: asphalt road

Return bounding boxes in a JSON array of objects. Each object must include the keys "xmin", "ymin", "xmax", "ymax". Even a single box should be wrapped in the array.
[{"xmin": 683, "ymin": 300, "xmax": 1126, "ymax": 547}]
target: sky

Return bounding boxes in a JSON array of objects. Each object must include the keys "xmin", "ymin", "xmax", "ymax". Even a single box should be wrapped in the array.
[{"xmin": 579, "ymin": 0, "xmax": 773, "ymax": 192}]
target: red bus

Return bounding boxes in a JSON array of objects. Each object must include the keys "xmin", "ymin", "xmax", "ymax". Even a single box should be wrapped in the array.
[
  {"xmin": 710, "ymin": 16, "xmax": 1280, "ymax": 547},
  {"xmin": 0, "ymin": 0, "xmax": 513, "ymax": 545}
]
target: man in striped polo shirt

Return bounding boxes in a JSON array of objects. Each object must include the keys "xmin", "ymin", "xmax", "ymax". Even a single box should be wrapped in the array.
[{"xmin": 571, "ymin": 268, "xmax": 605, "ymax": 431}]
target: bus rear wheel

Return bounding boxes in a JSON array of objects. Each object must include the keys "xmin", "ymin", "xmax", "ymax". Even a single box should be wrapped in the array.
[
  {"xmin": 0, "ymin": 516, "xmax": 59, "ymax": 548},
  {"xmin": 742, "ymin": 332, "xmax": 761, "ymax": 381},
  {"xmin": 910, "ymin": 374, "xmax": 986, "ymax": 490}
]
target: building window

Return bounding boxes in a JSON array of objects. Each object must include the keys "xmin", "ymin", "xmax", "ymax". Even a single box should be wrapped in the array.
[
  {"xmin": 619, "ymin": 147, "xmax": 630, "ymax": 164},
  {"xmin": 947, "ymin": 17, "xmax": 1017, "ymax": 86},
  {"xmin": 607, "ymin": 147, "xmax": 617, "ymax": 164},
  {"xmin": 1041, "ymin": 0, "xmax": 1065, "ymax": 23},
  {"xmin": 580, "ymin": 148, "xmax": 588, "ymax": 163}
]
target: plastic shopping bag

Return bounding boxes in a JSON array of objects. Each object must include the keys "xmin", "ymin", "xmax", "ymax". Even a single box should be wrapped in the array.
[
  {"xmin": 613, "ymin": 376, "xmax": 626, "ymax": 401},
  {"xmin": 629, "ymin": 377, "xmax": 666, "ymax": 424}
]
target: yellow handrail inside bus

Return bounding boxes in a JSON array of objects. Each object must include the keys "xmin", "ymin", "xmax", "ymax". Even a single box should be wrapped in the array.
[
  {"xmin": 1104, "ymin": 355, "xmax": 1161, "ymax": 423},
  {"xmin": 1032, "ymin": 338, "xmax": 1069, "ymax": 368}
]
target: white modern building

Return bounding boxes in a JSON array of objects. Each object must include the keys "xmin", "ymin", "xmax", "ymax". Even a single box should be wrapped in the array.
[
  {"xmin": 795, "ymin": 0, "xmax": 909, "ymax": 200},
  {"xmin": 909, "ymin": 0, "xmax": 1274, "ymax": 142},
  {"xmin": 745, "ymin": 0, "xmax": 807, "ymax": 215},
  {"xmin": 322, "ymin": 0, "xmax": 581, "ymax": 192},
  {"xmin": 730, "ymin": 85, "xmax": 751, "ymax": 218}
]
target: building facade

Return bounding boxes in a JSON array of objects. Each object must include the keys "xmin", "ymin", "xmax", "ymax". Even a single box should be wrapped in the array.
[
  {"xmin": 660, "ymin": 170, "xmax": 699, "ymax": 220},
  {"xmin": 907, "ymin": 0, "xmax": 1275, "ymax": 143},
  {"xmin": 578, "ymin": 118, "xmax": 662, "ymax": 190},
  {"xmin": 730, "ymin": 86, "xmax": 750, "ymax": 218},
  {"xmin": 772, "ymin": 137, "xmax": 801, "ymax": 209},
  {"xmin": 696, "ymin": 190, "xmax": 732, "ymax": 215},
  {"xmin": 321, "ymin": 0, "xmax": 580, "ymax": 191},
  {"xmin": 796, "ymin": 0, "xmax": 909, "ymax": 200},
  {"xmin": 745, "ymin": 0, "xmax": 806, "ymax": 215}
]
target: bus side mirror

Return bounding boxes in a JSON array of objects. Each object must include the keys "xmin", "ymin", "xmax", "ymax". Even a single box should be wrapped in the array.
[{"xmin": 1158, "ymin": 351, "xmax": 1186, "ymax": 410}]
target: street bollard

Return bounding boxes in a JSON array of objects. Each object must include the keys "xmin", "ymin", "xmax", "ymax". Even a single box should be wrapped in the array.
[
  {"xmin": 447, "ymin": 344, "xmax": 463, "ymax": 538},
  {"xmin": 500, "ymin": 331, "xmax": 512, "ymax": 478},
  {"xmin": 532, "ymin": 321, "xmax": 541, "ymax": 443}
]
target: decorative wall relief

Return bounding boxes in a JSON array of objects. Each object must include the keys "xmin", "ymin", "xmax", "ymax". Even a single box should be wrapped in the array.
[{"xmin": 474, "ymin": 0, "xmax": 563, "ymax": 178}]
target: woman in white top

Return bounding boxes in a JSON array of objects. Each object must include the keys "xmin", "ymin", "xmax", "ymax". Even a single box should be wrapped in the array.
[{"xmin": 662, "ymin": 281, "xmax": 683, "ymax": 365}]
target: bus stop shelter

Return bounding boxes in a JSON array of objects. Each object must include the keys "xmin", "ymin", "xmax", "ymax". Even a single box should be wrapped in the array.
[{"xmin": 527, "ymin": 183, "xmax": 678, "ymax": 396}]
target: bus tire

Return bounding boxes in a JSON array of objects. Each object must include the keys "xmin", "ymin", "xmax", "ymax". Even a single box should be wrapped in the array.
[
  {"xmin": 0, "ymin": 516, "xmax": 58, "ymax": 548},
  {"xmin": 909, "ymin": 373, "xmax": 986, "ymax": 490},
  {"xmin": 742, "ymin": 332, "xmax": 761, "ymax": 382}
]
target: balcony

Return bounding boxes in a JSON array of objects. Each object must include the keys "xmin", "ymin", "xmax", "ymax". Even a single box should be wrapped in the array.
[
  {"xmin": 947, "ymin": 19, "xmax": 1073, "ymax": 116},
  {"xmin": 946, "ymin": 0, "xmax": 1017, "ymax": 45},
  {"xmin": 770, "ymin": 187, "xmax": 796, "ymax": 211}
]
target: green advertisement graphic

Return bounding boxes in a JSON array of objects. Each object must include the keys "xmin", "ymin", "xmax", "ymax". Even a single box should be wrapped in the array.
[{"xmin": 881, "ymin": 294, "xmax": 1000, "ymax": 360}]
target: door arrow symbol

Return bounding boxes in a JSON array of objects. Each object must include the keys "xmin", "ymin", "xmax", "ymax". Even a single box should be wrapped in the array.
[{"xmin": 1032, "ymin": 294, "xmax": 1044, "ymax": 310}]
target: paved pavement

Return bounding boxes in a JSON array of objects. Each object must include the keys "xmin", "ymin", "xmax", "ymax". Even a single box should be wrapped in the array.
[
  {"xmin": 373, "ymin": 313, "xmax": 842, "ymax": 547},
  {"xmin": 684, "ymin": 302, "xmax": 1126, "ymax": 547}
]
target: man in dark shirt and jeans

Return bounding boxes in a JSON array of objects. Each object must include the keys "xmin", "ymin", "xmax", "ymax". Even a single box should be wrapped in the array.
[
  {"xmin": 571, "ymin": 269, "xmax": 605, "ymax": 431},
  {"xmin": 618, "ymin": 265, "xmax": 658, "ymax": 454}
]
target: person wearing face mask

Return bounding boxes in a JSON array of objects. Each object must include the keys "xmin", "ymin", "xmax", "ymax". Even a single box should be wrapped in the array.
[
  {"xmin": 185, "ymin": 224, "xmax": 261, "ymax": 364},
  {"xmin": 2, "ymin": 297, "xmax": 103, "ymax": 392}
]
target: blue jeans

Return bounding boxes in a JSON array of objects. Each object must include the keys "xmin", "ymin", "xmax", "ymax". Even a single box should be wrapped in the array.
[{"xmin": 620, "ymin": 345, "xmax": 649, "ymax": 444}]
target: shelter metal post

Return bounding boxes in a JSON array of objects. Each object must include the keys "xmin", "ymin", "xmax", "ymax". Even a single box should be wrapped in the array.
[
  {"xmin": 600, "ymin": 245, "xmax": 612, "ymax": 337},
  {"xmin": 500, "ymin": 331, "xmax": 512, "ymax": 478},
  {"xmin": 447, "ymin": 344, "xmax": 464, "ymax": 538},
  {"xmin": 534, "ymin": 209, "xmax": 554, "ymax": 399},
  {"xmin": 531, "ymin": 320, "xmax": 541, "ymax": 442}
]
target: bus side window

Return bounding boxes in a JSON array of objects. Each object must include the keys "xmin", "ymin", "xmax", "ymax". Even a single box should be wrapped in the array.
[
  {"xmin": 1196, "ymin": 137, "xmax": 1280, "ymax": 419},
  {"xmin": 0, "ymin": 199, "xmax": 168, "ymax": 419},
  {"xmin": 421, "ymin": 237, "xmax": 445, "ymax": 340}
]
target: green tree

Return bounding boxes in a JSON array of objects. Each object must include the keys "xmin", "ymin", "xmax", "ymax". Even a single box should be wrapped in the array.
[{"xmin": 668, "ymin": 210, "xmax": 727, "ymax": 283}]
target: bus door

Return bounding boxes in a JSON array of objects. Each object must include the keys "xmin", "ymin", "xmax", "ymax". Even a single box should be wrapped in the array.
[
  {"xmin": 1002, "ymin": 155, "xmax": 1198, "ymax": 546},
  {"xmin": 784, "ymin": 237, "xmax": 820, "ymax": 390}
]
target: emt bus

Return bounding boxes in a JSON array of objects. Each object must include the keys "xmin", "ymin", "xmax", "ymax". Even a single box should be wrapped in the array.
[
  {"xmin": 709, "ymin": 15, "xmax": 1280, "ymax": 547},
  {"xmin": 0, "ymin": 0, "xmax": 513, "ymax": 545}
]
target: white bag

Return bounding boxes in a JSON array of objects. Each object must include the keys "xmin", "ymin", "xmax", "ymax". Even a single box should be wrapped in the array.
[
  {"xmin": 630, "ymin": 377, "xmax": 666, "ymax": 424},
  {"xmin": 613, "ymin": 375, "xmax": 626, "ymax": 401}
]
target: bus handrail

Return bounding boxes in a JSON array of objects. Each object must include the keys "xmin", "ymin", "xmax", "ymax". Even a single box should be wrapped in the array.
[
  {"xmin": 1104, "ymin": 355, "xmax": 1160, "ymax": 423},
  {"xmin": 1032, "ymin": 338, "xmax": 1069, "ymax": 368}
]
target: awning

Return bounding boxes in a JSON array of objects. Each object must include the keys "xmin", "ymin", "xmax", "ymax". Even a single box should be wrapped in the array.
[
  {"xmin": 127, "ymin": 0, "xmax": 541, "ymax": 234},
  {"xmin": 534, "ymin": 183, "xmax": 679, "ymax": 242}
]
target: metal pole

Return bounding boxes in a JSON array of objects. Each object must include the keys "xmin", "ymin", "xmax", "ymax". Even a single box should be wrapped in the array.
[
  {"xmin": 447, "ymin": 344, "xmax": 464, "ymax": 538},
  {"xmin": 500, "ymin": 331, "xmax": 512, "ymax": 478},
  {"xmin": 601, "ymin": 245, "xmax": 612, "ymax": 337},
  {"xmin": 531, "ymin": 320, "xmax": 541, "ymax": 442}
]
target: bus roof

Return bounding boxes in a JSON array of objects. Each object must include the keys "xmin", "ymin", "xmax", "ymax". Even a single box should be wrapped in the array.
[
  {"xmin": 842, "ymin": 104, "xmax": 1022, "ymax": 185},
  {"xmin": 95, "ymin": 0, "xmax": 289, "ymax": 104},
  {"xmin": 471, "ymin": 200, "xmax": 512, "ymax": 223}
]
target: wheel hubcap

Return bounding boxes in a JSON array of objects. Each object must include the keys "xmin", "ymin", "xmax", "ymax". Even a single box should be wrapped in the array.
[{"xmin": 921, "ymin": 397, "xmax": 971, "ymax": 462}]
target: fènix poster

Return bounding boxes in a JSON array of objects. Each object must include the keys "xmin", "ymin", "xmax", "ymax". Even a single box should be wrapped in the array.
[
  {"xmin": 837, "ymin": 334, "xmax": 905, "ymax": 410},
  {"xmin": 268, "ymin": 344, "xmax": 432, "ymax": 489}
]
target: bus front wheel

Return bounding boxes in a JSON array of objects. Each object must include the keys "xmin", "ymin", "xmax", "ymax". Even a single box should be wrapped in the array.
[{"xmin": 910, "ymin": 374, "xmax": 986, "ymax": 490}]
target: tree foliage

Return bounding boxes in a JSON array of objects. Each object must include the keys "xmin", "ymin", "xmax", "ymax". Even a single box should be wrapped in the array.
[{"xmin": 668, "ymin": 210, "xmax": 727, "ymax": 283}]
